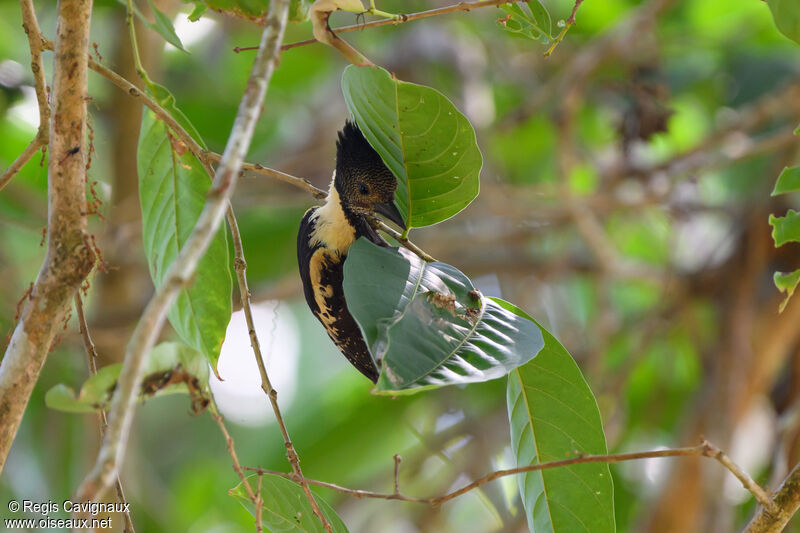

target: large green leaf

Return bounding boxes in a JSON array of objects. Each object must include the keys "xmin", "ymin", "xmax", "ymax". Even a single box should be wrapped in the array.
[
  {"xmin": 767, "ymin": 0, "xmax": 800, "ymax": 45},
  {"xmin": 343, "ymin": 238, "xmax": 544, "ymax": 394},
  {"xmin": 505, "ymin": 301, "xmax": 615, "ymax": 533},
  {"xmin": 341, "ymin": 65, "xmax": 482, "ymax": 228},
  {"xmin": 230, "ymin": 474, "xmax": 349, "ymax": 533},
  {"xmin": 769, "ymin": 210, "xmax": 800, "ymax": 247},
  {"xmin": 138, "ymin": 108, "xmax": 232, "ymax": 374},
  {"xmin": 45, "ymin": 342, "xmax": 211, "ymax": 413},
  {"xmin": 772, "ymin": 166, "xmax": 800, "ymax": 196}
]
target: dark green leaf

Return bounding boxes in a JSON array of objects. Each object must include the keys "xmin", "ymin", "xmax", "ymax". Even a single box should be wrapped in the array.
[
  {"xmin": 769, "ymin": 210, "xmax": 800, "ymax": 247},
  {"xmin": 230, "ymin": 474, "xmax": 349, "ymax": 532},
  {"xmin": 138, "ymin": 109, "xmax": 232, "ymax": 374},
  {"xmin": 505, "ymin": 301, "xmax": 615, "ymax": 533},
  {"xmin": 767, "ymin": 0, "xmax": 800, "ymax": 45},
  {"xmin": 45, "ymin": 343, "xmax": 211, "ymax": 413},
  {"xmin": 343, "ymin": 239, "xmax": 544, "ymax": 394},
  {"xmin": 341, "ymin": 65, "xmax": 482, "ymax": 228},
  {"xmin": 775, "ymin": 269, "xmax": 800, "ymax": 312},
  {"xmin": 772, "ymin": 166, "xmax": 800, "ymax": 196}
]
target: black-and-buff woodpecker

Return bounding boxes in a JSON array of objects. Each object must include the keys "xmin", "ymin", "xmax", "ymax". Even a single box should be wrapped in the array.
[{"xmin": 297, "ymin": 121, "xmax": 405, "ymax": 382}]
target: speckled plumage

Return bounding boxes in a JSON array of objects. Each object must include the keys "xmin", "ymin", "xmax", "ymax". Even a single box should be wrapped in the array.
[{"xmin": 297, "ymin": 121, "xmax": 404, "ymax": 382}]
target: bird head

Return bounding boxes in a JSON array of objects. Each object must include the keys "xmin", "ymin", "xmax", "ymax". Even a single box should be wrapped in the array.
[{"xmin": 334, "ymin": 121, "xmax": 406, "ymax": 230}]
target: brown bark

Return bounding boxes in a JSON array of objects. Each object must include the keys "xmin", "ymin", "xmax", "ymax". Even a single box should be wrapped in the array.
[
  {"xmin": 744, "ymin": 463, "xmax": 800, "ymax": 533},
  {"xmin": 0, "ymin": 0, "xmax": 95, "ymax": 472}
]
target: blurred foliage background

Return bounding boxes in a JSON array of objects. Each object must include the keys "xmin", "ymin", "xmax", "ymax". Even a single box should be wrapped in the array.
[{"xmin": 2, "ymin": 0, "xmax": 800, "ymax": 531}]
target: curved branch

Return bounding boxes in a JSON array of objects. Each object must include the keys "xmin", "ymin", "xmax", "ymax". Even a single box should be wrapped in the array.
[{"xmin": 75, "ymin": 0, "xmax": 291, "ymax": 503}]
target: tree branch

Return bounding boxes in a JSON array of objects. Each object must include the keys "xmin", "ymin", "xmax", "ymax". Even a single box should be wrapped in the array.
[
  {"xmin": 75, "ymin": 0, "xmax": 291, "ymax": 502},
  {"xmin": 234, "ymin": 0, "xmax": 523, "ymax": 53},
  {"xmin": 0, "ymin": 0, "xmax": 95, "ymax": 473},
  {"xmin": 243, "ymin": 440, "xmax": 773, "ymax": 510},
  {"xmin": 0, "ymin": 0, "xmax": 51, "ymax": 191},
  {"xmin": 744, "ymin": 462, "xmax": 800, "ymax": 533}
]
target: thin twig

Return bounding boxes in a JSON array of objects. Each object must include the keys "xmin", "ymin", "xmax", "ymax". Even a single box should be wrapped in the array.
[
  {"xmin": 255, "ymin": 472, "xmax": 264, "ymax": 533},
  {"xmin": 0, "ymin": 138, "xmax": 44, "ymax": 192},
  {"xmin": 377, "ymin": 221, "xmax": 437, "ymax": 262},
  {"xmin": 234, "ymin": 0, "xmax": 522, "ymax": 53},
  {"xmin": 543, "ymin": 0, "xmax": 585, "ymax": 57},
  {"xmin": 40, "ymin": 39, "xmax": 327, "ymax": 206},
  {"xmin": 75, "ymin": 0, "xmax": 291, "ymax": 503},
  {"xmin": 393, "ymin": 454, "xmax": 402, "ymax": 496},
  {"xmin": 211, "ymin": 410, "xmax": 258, "ymax": 501},
  {"xmin": 74, "ymin": 293, "xmax": 135, "ymax": 533},
  {"xmin": 226, "ymin": 207, "xmax": 331, "ymax": 532},
  {"xmin": 206, "ymin": 151, "xmax": 326, "ymax": 199},
  {"xmin": 244, "ymin": 440, "xmax": 773, "ymax": 510},
  {"xmin": 2, "ymin": 0, "xmax": 51, "ymax": 191}
]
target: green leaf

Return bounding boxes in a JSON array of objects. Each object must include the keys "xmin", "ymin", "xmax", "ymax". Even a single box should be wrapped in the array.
[
  {"xmin": 499, "ymin": 1, "xmax": 553, "ymax": 41},
  {"xmin": 230, "ymin": 474, "xmax": 349, "ymax": 533},
  {"xmin": 45, "ymin": 364, "xmax": 123, "ymax": 413},
  {"xmin": 505, "ymin": 301, "xmax": 615, "ymax": 533},
  {"xmin": 145, "ymin": 0, "xmax": 189, "ymax": 52},
  {"xmin": 341, "ymin": 65, "xmax": 482, "ymax": 228},
  {"xmin": 772, "ymin": 166, "xmax": 800, "ymax": 196},
  {"xmin": 149, "ymin": 82, "xmax": 208, "ymax": 150},
  {"xmin": 118, "ymin": 0, "xmax": 190, "ymax": 53},
  {"xmin": 775, "ymin": 269, "xmax": 800, "ymax": 312},
  {"xmin": 767, "ymin": 0, "xmax": 800, "ymax": 45},
  {"xmin": 343, "ymin": 238, "xmax": 544, "ymax": 394},
  {"xmin": 138, "ymin": 109, "xmax": 233, "ymax": 374},
  {"xmin": 188, "ymin": 2, "xmax": 208, "ymax": 21},
  {"xmin": 528, "ymin": 0, "xmax": 553, "ymax": 38},
  {"xmin": 289, "ymin": 0, "xmax": 314, "ymax": 22},
  {"xmin": 45, "ymin": 342, "xmax": 211, "ymax": 413},
  {"xmin": 769, "ymin": 210, "xmax": 800, "ymax": 247}
]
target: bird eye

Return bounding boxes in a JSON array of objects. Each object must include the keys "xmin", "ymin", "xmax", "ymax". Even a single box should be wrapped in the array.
[{"xmin": 358, "ymin": 183, "xmax": 369, "ymax": 195}]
